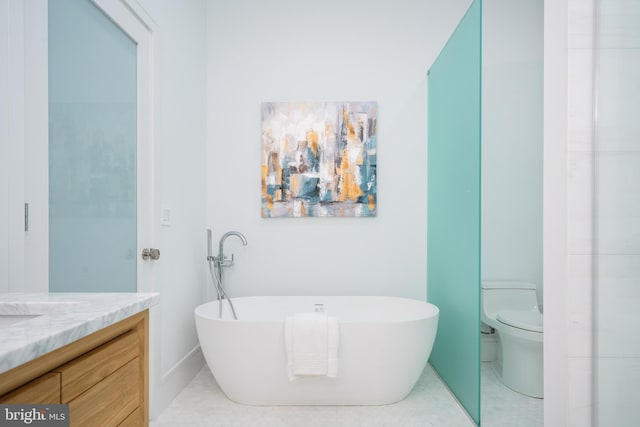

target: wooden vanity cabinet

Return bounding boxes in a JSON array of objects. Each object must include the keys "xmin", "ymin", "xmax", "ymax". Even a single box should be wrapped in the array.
[
  {"xmin": 0, "ymin": 310, "xmax": 148, "ymax": 426},
  {"xmin": 0, "ymin": 372, "xmax": 61, "ymax": 404}
]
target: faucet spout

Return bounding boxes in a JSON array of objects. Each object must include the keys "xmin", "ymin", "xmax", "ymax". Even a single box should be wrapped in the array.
[{"xmin": 218, "ymin": 231, "xmax": 248, "ymax": 267}]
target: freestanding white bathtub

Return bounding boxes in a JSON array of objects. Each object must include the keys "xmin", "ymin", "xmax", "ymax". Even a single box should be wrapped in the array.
[{"xmin": 194, "ymin": 296, "xmax": 439, "ymax": 405}]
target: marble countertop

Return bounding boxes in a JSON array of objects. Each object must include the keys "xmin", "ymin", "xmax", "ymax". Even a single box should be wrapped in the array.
[{"xmin": 0, "ymin": 292, "xmax": 160, "ymax": 374}]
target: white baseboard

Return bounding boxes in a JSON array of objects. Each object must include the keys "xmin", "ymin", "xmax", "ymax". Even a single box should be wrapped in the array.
[{"xmin": 149, "ymin": 345, "xmax": 205, "ymax": 419}]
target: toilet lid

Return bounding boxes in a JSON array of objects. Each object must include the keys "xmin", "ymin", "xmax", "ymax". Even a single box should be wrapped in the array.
[{"xmin": 496, "ymin": 309, "xmax": 543, "ymax": 333}]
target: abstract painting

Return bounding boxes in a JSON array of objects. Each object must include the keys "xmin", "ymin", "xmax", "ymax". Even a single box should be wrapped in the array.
[{"xmin": 261, "ymin": 102, "xmax": 377, "ymax": 218}]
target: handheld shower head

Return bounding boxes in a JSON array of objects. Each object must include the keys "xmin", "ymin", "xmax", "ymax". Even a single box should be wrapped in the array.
[{"xmin": 207, "ymin": 229, "xmax": 213, "ymax": 261}]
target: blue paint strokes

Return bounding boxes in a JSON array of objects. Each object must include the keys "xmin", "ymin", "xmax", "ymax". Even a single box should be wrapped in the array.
[
  {"xmin": 357, "ymin": 134, "xmax": 377, "ymax": 210},
  {"xmin": 306, "ymin": 146, "xmax": 319, "ymax": 172},
  {"xmin": 298, "ymin": 176, "xmax": 320, "ymax": 200}
]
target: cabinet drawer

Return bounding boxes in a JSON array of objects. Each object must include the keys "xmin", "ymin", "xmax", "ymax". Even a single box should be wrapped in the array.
[
  {"xmin": 56, "ymin": 330, "xmax": 138, "ymax": 403},
  {"xmin": 69, "ymin": 357, "xmax": 140, "ymax": 427},
  {"xmin": 118, "ymin": 407, "xmax": 143, "ymax": 426},
  {"xmin": 0, "ymin": 372, "xmax": 61, "ymax": 404}
]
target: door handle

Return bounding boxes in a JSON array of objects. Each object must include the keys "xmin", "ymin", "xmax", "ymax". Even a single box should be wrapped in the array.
[{"xmin": 141, "ymin": 248, "xmax": 160, "ymax": 261}]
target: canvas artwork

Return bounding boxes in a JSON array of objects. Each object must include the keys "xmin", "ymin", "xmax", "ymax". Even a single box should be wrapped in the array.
[{"xmin": 261, "ymin": 101, "xmax": 377, "ymax": 218}]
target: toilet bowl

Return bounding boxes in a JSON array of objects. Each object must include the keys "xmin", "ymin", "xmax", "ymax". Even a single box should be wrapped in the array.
[{"xmin": 481, "ymin": 281, "xmax": 543, "ymax": 398}]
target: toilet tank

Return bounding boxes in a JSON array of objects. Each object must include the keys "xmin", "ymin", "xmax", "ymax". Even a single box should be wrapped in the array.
[{"xmin": 481, "ymin": 281, "xmax": 539, "ymax": 323}]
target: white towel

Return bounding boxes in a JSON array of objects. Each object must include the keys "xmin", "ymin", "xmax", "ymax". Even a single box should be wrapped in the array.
[{"xmin": 285, "ymin": 313, "xmax": 339, "ymax": 380}]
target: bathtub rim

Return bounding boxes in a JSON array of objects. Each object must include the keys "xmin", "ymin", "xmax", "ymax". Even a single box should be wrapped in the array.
[{"xmin": 194, "ymin": 295, "xmax": 440, "ymax": 324}]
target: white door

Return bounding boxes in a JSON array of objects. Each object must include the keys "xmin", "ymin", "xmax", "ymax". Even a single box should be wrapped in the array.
[{"xmin": 18, "ymin": 0, "xmax": 156, "ymax": 292}]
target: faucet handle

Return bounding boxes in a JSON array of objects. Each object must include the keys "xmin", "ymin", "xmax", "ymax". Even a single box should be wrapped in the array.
[{"xmin": 217, "ymin": 253, "xmax": 235, "ymax": 267}]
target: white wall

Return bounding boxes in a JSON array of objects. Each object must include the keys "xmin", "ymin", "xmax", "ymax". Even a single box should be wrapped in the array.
[
  {"xmin": 482, "ymin": 0, "xmax": 543, "ymax": 300},
  {"xmin": 205, "ymin": 0, "xmax": 471, "ymax": 300}
]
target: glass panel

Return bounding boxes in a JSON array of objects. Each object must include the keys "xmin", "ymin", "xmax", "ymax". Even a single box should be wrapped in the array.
[
  {"xmin": 595, "ymin": 0, "xmax": 640, "ymax": 424},
  {"xmin": 427, "ymin": 0, "xmax": 482, "ymax": 423},
  {"xmin": 49, "ymin": 0, "xmax": 137, "ymax": 292}
]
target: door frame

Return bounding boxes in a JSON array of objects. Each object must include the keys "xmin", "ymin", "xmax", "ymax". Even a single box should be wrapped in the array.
[{"xmin": 19, "ymin": 0, "xmax": 156, "ymax": 292}]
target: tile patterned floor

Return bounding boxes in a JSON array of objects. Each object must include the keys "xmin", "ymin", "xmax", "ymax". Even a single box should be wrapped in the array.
[
  {"xmin": 480, "ymin": 362, "xmax": 543, "ymax": 427},
  {"xmin": 151, "ymin": 362, "xmax": 543, "ymax": 427}
]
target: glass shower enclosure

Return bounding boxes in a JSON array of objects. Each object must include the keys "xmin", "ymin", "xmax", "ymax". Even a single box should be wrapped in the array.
[{"xmin": 427, "ymin": 0, "xmax": 482, "ymax": 424}]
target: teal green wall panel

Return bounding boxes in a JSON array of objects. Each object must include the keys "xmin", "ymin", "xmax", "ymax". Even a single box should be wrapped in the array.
[{"xmin": 427, "ymin": 0, "xmax": 481, "ymax": 423}]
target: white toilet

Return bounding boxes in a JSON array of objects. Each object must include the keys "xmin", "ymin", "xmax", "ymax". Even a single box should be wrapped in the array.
[{"xmin": 481, "ymin": 281, "xmax": 543, "ymax": 398}]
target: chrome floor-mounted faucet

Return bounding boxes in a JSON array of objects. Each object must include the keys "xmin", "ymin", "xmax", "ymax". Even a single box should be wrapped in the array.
[{"xmin": 207, "ymin": 230, "xmax": 248, "ymax": 320}]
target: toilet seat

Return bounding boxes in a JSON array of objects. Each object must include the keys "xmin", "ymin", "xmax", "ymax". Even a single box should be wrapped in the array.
[{"xmin": 497, "ymin": 309, "xmax": 543, "ymax": 333}]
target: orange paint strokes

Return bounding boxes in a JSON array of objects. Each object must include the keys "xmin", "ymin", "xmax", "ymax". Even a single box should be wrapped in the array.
[
  {"xmin": 345, "ymin": 171, "xmax": 362, "ymax": 201},
  {"xmin": 277, "ymin": 169, "xmax": 283, "ymax": 191},
  {"xmin": 261, "ymin": 164, "xmax": 269, "ymax": 198},
  {"xmin": 266, "ymin": 194, "xmax": 274, "ymax": 212},
  {"xmin": 306, "ymin": 130, "xmax": 319, "ymax": 156},
  {"xmin": 289, "ymin": 174, "xmax": 302, "ymax": 197},
  {"xmin": 264, "ymin": 152, "xmax": 283, "ymax": 201},
  {"xmin": 337, "ymin": 148, "xmax": 362, "ymax": 202},
  {"xmin": 347, "ymin": 122, "xmax": 356, "ymax": 141},
  {"xmin": 336, "ymin": 150, "xmax": 348, "ymax": 202},
  {"xmin": 342, "ymin": 106, "xmax": 357, "ymax": 142},
  {"xmin": 368, "ymin": 194, "xmax": 375, "ymax": 212}
]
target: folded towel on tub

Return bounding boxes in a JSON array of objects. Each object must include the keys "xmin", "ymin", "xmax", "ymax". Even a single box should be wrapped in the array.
[{"xmin": 285, "ymin": 313, "xmax": 339, "ymax": 380}]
